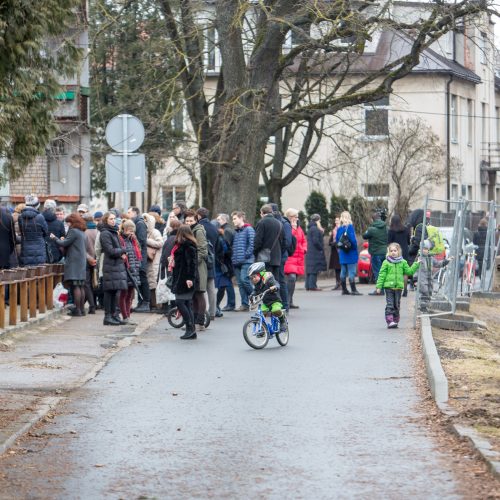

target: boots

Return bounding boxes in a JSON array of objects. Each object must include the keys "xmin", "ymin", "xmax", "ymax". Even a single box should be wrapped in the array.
[
  {"xmin": 112, "ymin": 314, "xmax": 127, "ymax": 325},
  {"xmin": 134, "ymin": 301, "xmax": 150, "ymax": 313},
  {"xmin": 103, "ymin": 314, "xmax": 121, "ymax": 326},
  {"xmin": 350, "ymin": 279, "xmax": 362, "ymax": 295},
  {"xmin": 341, "ymin": 279, "xmax": 350, "ymax": 295},
  {"xmin": 180, "ymin": 323, "xmax": 197, "ymax": 339}
]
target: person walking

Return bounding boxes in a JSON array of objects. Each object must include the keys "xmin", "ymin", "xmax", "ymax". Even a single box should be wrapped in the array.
[
  {"xmin": 82, "ymin": 212, "xmax": 98, "ymax": 314},
  {"xmin": 119, "ymin": 220, "xmax": 142, "ymax": 325},
  {"xmin": 363, "ymin": 210, "xmax": 388, "ymax": 294},
  {"xmin": 375, "ymin": 242, "xmax": 420, "ymax": 328},
  {"xmin": 328, "ymin": 216, "xmax": 342, "ymax": 290},
  {"xmin": 19, "ymin": 195, "xmax": 48, "ymax": 265},
  {"xmin": 253, "ymin": 204, "xmax": 282, "ymax": 280},
  {"xmin": 42, "ymin": 199, "xmax": 65, "ymax": 263},
  {"xmin": 305, "ymin": 214, "xmax": 327, "ymax": 291},
  {"xmin": 127, "ymin": 207, "xmax": 151, "ymax": 312},
  {"xmin": 197, "ymin": 207, "xmax": 219, "ymax": 319},
  {"xmin": 99, "ymin": 212, "xmax": 128, "ymax": 325},
  {"xmin": 388, "ymin": 214, "xmax": 411, "ymax": 296},
  {"xmin": 473, "ymin": 218, "xmax": 488, "ymax": 276},
  {"xmin": 336, "ymin": 211, "xmax": 362, "ymax": 295},
  {"xmin": 214, "ymin": 220, "xmax": 236, "ymax": 316},
  {"xmin": 50, "ymin": 214, "xmax": 87, "ymax": 317},
  {"xmin": 144, "ymin": 213, "xmax": 163, "ymax": 311},
  {"xmin": 169, "ymin": 224, "xmax": 199, "ymax": 340},
  {"xmin": 184, "ymin": 210, "xmax": 208, "ymax": 330},
  {"xmin": 231, "ymin": 211, "xmax": 255, "ymax": 312},
  {"xmin": 284, "ymin": 208, "xmax": 307, "ymax": 308}
]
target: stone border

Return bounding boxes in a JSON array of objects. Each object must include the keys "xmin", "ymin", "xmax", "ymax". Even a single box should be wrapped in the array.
[{"xmin": 420, "ymin": 315, "xmax": 500, "ymax": 479}]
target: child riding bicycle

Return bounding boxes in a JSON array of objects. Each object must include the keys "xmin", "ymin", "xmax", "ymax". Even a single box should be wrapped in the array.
[{"xmin": 248, "ymin": 262, "xmax": 287, "ymax": 332}]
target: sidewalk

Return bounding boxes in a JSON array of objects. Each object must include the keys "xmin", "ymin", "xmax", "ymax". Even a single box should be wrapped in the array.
[{"xmin": 0, "ymin": 309, "xmax": 162, "ymax": 455}]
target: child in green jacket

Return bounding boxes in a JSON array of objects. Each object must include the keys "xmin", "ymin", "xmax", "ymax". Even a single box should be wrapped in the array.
[{"xmin": 375, "ymin": 243, "xmax": 420, "ymax": 328}]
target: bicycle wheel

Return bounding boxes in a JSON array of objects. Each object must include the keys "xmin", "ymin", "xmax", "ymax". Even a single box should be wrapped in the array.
[
  {"xmin": 242, "ymin": 318, "xmax": 269, "ymax": 349},
  {"xmin": 204, "ymin": 311, "xmax": 211, "ymax": 328},
  {"xmin": 167, "ymin": 307, "xmax": 185, "ymax": 328},
  {"xmin": 462, "ymin": 261, "xmax": 473, "ymax": 296},
  {"xmin": 276, "ymin": 316, "xmax": 289, "ymax": 347}
]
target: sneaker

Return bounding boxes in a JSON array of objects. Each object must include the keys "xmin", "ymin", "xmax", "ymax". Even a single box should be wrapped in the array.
[
  {"xmin": 221, "ymin": 306, "xmax": 235, "ymax": 312},
  {"xmin": 236, "ymin": 305, "xmax": 249, "ymax": 312},
  {"xmin": 289, "ymin": 304, "xmax": 299, "ymax": 309},
  {"xmin": 196, "ymin": 324, "xmax": 206, "ymax": 332},
  {"xmin": 388, "ymin": 321, "xmax": 398, "ymax": 329},
  {"xmin": 215, "ymin": 311, "xmax": 223, "ymax": 318}
]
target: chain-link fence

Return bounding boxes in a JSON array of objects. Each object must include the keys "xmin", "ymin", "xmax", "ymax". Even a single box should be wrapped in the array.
[{"xmin": 411, "ymin": 196, "xmax": 499, "ymax": 324}]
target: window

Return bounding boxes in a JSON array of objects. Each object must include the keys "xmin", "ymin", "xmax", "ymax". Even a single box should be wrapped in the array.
[
  {"xmin": 364, "ymin": 96, "xmax": 389, "ymax": 137},
  {"xmin": 48, "ymin": 138, "xmax": 68, "ymax": 157},
  {"xmin": 496, "ymin": 107, "xmax": 500, "ymax": 144},
  {"xmin": 171, "ymin": 106, "xmax": 184, "ymax": 134},
  {"xmin": 467, "ymin": 185, "xmax": 473, "ymax": 200},
  {"xmin": 450, "ymin": 94, "xmax": 458, "ymax": 143},
  {"xmin": 479, "ymin": 32, "xmax": 487, "ymax": 64},
  {"xmin": 364, "ymin": 183, "xmax": 389, "ymax": 198},
  {"xmin": 481, "ymin": 102, "xmax": 487, "ymax": 147},
  {"xmin": 451, "ymin": 183, "xmax": 459, "ymax": 201},
  {"xmin": 467, "ymin": 99, "xmax": 473, "ymax": 146},
  {"xmin": 162, "ymin": 186, "xmax": 186, "ymax": 211},
  {"xmin": 205, "ymin": 26, "xmax": 218, "ymax": 71}
]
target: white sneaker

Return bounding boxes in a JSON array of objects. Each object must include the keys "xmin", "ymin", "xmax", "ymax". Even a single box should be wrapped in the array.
[{"xmin": 388, "ymin": 321, "xmax": 398, "ymax": 329}]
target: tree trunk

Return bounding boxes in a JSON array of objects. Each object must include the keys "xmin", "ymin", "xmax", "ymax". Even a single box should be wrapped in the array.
[{"xmin": 267, "ymin": 180, "xmax": 283, "ymax": 208}]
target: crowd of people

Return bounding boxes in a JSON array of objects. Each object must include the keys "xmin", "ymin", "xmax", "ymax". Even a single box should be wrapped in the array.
[{"xmin": 0, "ymin": 195, "xmax": 496, "ymax": 335}]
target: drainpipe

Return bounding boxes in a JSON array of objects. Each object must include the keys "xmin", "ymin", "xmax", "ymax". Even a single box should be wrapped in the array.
[{"xmin": 446, "ymin": 74, "xmax": 454, "ymax": 211}]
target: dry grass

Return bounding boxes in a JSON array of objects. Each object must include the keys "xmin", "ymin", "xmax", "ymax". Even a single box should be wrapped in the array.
[{"xmin": 433, "ymin": 297, "xmax": 500, "ymax": 452}]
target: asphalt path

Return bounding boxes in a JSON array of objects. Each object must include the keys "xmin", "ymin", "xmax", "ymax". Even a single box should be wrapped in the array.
[{"xmin": 0, "ymin": 287, "xmax": 464, "ymax": 499}]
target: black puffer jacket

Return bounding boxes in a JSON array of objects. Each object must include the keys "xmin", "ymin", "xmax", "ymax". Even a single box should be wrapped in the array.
[
  {"xmin": 0, "ymin": 208, "xmax": 15, "ymax": 268},
  {"xmin": 19, "ymin": 207, "xmax": 48, "ymax": 265},
  {"xmin": 43, "ymin": 209, "xmax": 66, "ymax": 262},
  {"xmin": 171, "ymin": 240, "xmax": 199, "ymax": 295},
  {"xmin": 100, "ymin": 225, "xmax": 127, "ymax": 291}
]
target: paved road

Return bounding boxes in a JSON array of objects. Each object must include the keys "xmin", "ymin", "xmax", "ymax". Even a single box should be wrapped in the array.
[{"xmin": 0, "ymin": 288, "xmax": 464, "ymax": 499}]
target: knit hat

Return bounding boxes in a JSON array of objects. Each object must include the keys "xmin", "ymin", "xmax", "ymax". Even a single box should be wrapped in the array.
[
  {"xmin": 44, "ymin": 199, "xmax": 57, "ymax": 210},
  {"xmin": 310, "ymin": 213, "xmax": 321, "ymax": 222},
  {"xmin": 77, "ymin": 203, "xmax": 89, "ymax": 213},
  {"xmin": 423, "ymin": 239, "xmax": 433, "ymax": 250},
  {"xmin": 25, "ymin": 194, "xmax": 40, "ymax": 208},
  {"xmin": 149, "ymin": 204, "xmax": 161, "ymax": 215},
  {"xmin": 93, "ymin": 211, "xmax": 103, "ymax": 219},
  {"xmin": 82, "ymin": 212, "xmax": 94, "ymax": 221}
]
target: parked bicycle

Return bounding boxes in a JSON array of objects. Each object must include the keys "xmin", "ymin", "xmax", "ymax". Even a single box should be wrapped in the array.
[{"xmin": 242, "ymin": 289, "xmax": 289, "ymax": 349}]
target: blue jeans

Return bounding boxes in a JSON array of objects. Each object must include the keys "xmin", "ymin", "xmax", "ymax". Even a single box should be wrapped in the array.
[
  {"xmin": 340, "ymin": 263, "xmax": 357, "ymax": 280},
  {"xmin": 305, "ymin": 273, "xmax": 318, "ymax": 289},
  {"xmin": 234, "ymin": 263, "xmax": 254, "ymax": 307},
  {"xmin": 371, "ymin": 254, "xmax": 385, "ymax": 281}
]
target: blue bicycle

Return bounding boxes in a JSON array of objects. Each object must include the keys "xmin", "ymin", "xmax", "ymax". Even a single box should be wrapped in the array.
[{"xmin": 242, "ymin": 290, "xmax": 289, "ymax": 349}]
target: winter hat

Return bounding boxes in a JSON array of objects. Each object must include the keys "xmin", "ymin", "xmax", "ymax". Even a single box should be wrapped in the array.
[
  {"xmin": 93, "ymin": 211, "xmax": 103, "ymax": 219},
  {"xmin": 149, "ymin": 204, "xmax": 161, "ymax": 215},
  {"xmin": 77, "ymin": 203, "xmax": 89, "ymax": 213},
  {"xmin": 44, "ymin": 199, "xmax": 57, "ymax": 210},
  {"xmin": 82, "ymin": 212, "xmax": 94, "ymax": 221},
  {"xmin": 310, "ymin": 213, "xmax": 321, "ymax": 222},
  {"xmin": 25, "ymin": 194, "xmax": 40, "ymax": 208},
  {"xmin": 423, "ymin": 239, "xmax": 433, "ymax": 250}
]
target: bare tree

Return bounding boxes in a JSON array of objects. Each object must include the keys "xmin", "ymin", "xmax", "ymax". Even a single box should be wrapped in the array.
[{"xmin": 155, "ymin": 0, "xmax": 494, "ymax": 221}]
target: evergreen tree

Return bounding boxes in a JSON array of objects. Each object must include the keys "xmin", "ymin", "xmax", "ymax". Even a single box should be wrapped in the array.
[
  {"xmin": 304, "ymin": 191, "xmax": 330, "ymax": 231},
  {"xmin": 0, "ymin": 0, "xmax": 81, "ymax": 182},
  {"xmin": 330, "ymin": 193, "xmax": 349, "ymax": 221},
  {"xmin": 349, "ymin": 195, "xmax": 370, "ymax": 234}
]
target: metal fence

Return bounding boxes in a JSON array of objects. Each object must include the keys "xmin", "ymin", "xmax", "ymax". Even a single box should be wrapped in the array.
[{"xmin": 412, "ymin": 196, "xmax": 499, "ymax": 324}]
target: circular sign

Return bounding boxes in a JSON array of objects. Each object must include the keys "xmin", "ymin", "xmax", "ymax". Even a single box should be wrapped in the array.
[{"xmin": 105, "ymin": 114, "xmax": 145, "ymax": 153}]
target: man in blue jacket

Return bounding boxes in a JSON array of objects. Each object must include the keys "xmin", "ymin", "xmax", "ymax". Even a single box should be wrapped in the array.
[{"xmin": 231, "ymin": 211, "xmax": 255, "ymax": 311}]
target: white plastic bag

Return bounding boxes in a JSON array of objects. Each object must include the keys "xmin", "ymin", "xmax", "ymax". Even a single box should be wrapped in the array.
[
  {"xmin": 53, "ymin": 282, "xmax": 69, "ymax": 309},
  {"xmin": 156, "ymin": 276, "xmax": 175, "ymax": 304}
]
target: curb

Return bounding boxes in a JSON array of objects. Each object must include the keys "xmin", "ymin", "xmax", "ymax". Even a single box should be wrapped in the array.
[
  {"xmin": 421, "ymin": 316, "xmax": 500, "ymax": 480},
  {"xmin": 420, "ymin": 315, "xmax": 448, "ymax": 403},
  {"xmin": 0, "ymin": 308, "xmax": 63, "ymax": 340},
  {"xmin": 0, "ymin": 313, "xmax": 164, "ymax": 455}
]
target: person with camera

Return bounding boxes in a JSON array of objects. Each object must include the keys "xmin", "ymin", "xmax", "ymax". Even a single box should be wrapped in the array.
[{"xmin": 363, "ymin": 210, "xmax": 388, "ymax": 295}]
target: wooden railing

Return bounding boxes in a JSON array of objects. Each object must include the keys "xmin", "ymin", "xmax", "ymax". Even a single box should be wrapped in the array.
[{"xmin": 0, "ymin": 264, "xmax": 65, "ymax": 330}]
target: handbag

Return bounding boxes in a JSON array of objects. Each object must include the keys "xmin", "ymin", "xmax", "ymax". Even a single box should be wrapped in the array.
[
  {"xmin": 147, "ymin": 246, "xmax": 157, "ymax": 261},
  {"xmin": 256, "ymin": 248, "xmax": 271, "ymax": 263},
  {"xmin": 45, "ymin": 239, "xmax": 56, "ymax": 264},
  {"xmin": 337, "ymin": 230, "xmax": 352, "ymax": 251},
  {"xmin": 157, "ymin": 275, "xmax": 175, "ymax": 304}
]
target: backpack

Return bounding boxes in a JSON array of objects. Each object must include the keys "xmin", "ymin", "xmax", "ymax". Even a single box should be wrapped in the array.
[
  {"xmin": 426, "ymin": 225, "xmax": 445, "ymax": 256},
  {"xmin": 288, "ymin": 234, "xmax": 297, "ymax": 256}
]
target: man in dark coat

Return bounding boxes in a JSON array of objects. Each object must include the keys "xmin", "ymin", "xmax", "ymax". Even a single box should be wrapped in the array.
[
  {"xmin": 363, "ymin": 211, "xmax": 388, "ymax": 294},
  {"xmin": 19, "ymin": 195, "xmax": 48, "ymax": 265},
  {"xmin": 43, "ymin": 199, "xmax": 66, "ymax": 263},
  {"xmin": 127, "ymin": 206, "xmax": 151, "ymax": 311},
  {"xmin": 216, "ymin": 213, "xmax": 236, "ymax": 311},
  {"xmin": 253, "ymin": 204, "xmax": 283, "ymax": 280},
  {"xmin": 0, "ymin": 206, "xmax": 15, "ymax": 269}
]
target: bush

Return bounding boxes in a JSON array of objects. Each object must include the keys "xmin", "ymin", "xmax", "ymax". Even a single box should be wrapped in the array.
[
  {"xmin": 330, "ymin": 193, "xmax": 349, "ymax": 221},
  {"xmin": 304, "ymin": 191, "xmax": 330, "ymax": 231},
  {"xmin": 349, "ymin": 195, "xmax": 370, "ymax": 233}
]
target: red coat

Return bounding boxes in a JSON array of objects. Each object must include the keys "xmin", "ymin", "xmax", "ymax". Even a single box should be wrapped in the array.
[{"xmin": 284, "ymin": 225, "xmax": 307, "ymax": 276}]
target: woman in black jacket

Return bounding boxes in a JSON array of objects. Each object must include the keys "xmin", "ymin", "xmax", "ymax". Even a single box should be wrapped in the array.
[
  {"xmin": 168, "ymin": 224, "xmax": 199, "ymax": 339},
  {"xmin": 305, "ymin": 214, "xmax": 327, "ymax": 291},
  {"xmin": 99, "ymin": 212, "xmax": 128, "ymax": 325},
  {"xmin": 388, "ymin": 214, "xmax": 411, "ymax": 296}
]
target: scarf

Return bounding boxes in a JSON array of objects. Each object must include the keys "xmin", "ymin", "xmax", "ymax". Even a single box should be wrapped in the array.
[
  {"xmin": 168, "ymin": 243, "xmax": 180, "ymax": 272},
  {"xmin": 387, "ymin": 256, "xmax": 404, "ymax": 264}
]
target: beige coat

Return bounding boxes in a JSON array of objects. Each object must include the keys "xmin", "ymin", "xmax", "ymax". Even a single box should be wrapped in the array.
[
  {"xmin": 192, "ymin": 223, "xmax": 208, "ymax": 292},
  {"xmin": 144, "ymin": 213, "xmax": 163, "ymax": 289}
]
